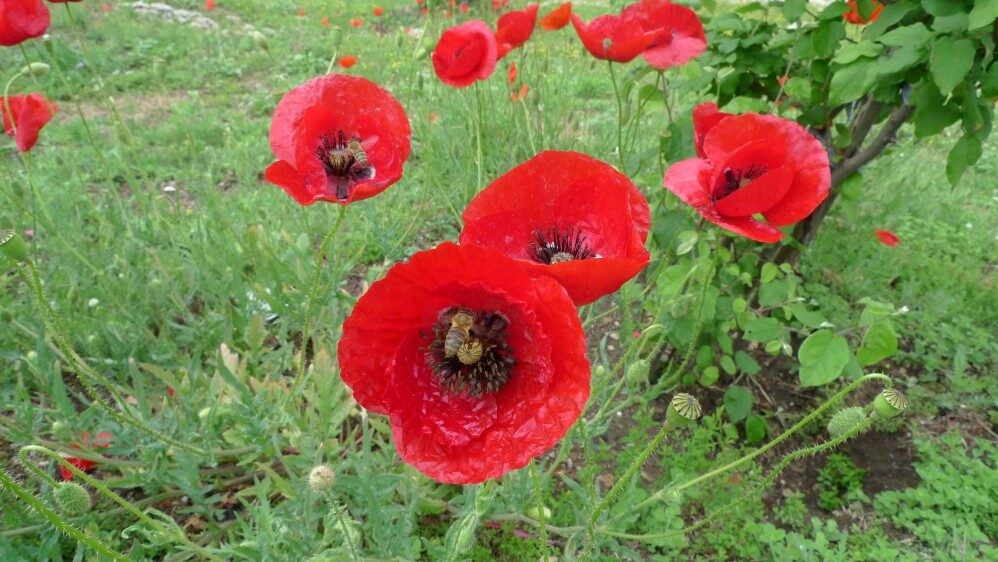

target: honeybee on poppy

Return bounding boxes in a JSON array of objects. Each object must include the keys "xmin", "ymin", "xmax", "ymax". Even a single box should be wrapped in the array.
[
  {"xmin": 348, "ymin": 137, "xmax": 373, "ymax": 179},
  {"xmin": 444, "ymin": 308, "xmax": 476, "ymax": 359}
]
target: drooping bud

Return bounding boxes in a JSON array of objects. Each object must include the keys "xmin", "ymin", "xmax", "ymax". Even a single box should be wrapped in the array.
[
  {"xmin": 1, "ymin": 229, "xmax": 29, "ymax": 262},
  {"xmin": 250, "ymin": 30, "xmax": 269, "ymax": 51},
  {"xmin": 872, "ymin": 388, "xmax": 908, "ymax": 419},
  {"xmin": 308, "ymin": 465, "xmax": 336, "ymax": 492},
  {"xmin": 666, "ymin": 393, "xmax": 702, "ymax": 427},
  {"xmin": 22, "ymin": 62, "xmax": 50, "ymax": 78},
  {"xmin": 526, "ymin": 505, "xmax": 551, "ymax": 520},
  {"xmin": 54, "ymin": 482, "xmax": 91, "ymax": 516},
  {"xmin": 826, "ymin": 407, "xmax": 867, "ymax": 439}
]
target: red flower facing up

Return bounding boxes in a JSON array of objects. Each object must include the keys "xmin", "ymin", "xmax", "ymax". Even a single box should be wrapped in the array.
[
  {"xmin": 540, "ymin": 2, "xmax": 572, "ymax": 31},
  {"xmin": 460, "ymin": 151, "xmax": 651, "ymax": 305},
  {"xmin": 0, "ymin": 0, "xmax": 51, "ymax": 47},
  {"xmin": 432, "ymin": 21, "xmax": 498, "ymax": 88},
  {"xmin": 59, "ymin": 432, "xmax": 113, "ymax": 481},
  {"xmin": 2, "ymin": 93, "xmax": 58, "ymax": 152},
  {"xmin": 204, "ymin": 0, "xmax": 215, "ymax": 10},
  {"xmin": 495, "ymin": 3, "xmax": 537, "ymax": 59},
  {"xmin": 338, "ymin": 243, "xmax": 590, "ymax": 483},
  {"xmin": 373, "ymin": 7, "xmax": 383, "ymax": 16},
  {"xmin": 875, "ymin": 229, "xmax": 900, "ymax": 247},
  {"xmin": 622, "ymin": 0, "xmax": 705, "ymax": 69},
  {"xmin": 664, "ymin": 106, "xmax": 830, "ymax": 243},
  {"xmin": 844, "ymin": 1, "xmax": 883, "ymax": 24},
  {"xmin": 265, "ymin": 74, "xmax": 411, "ymax": 205},
  {"xmin": 570, "ymin": 12, "xmax": 652, "ymax": 63},
  {"xmin": 338, "ymin": 55, "xmax": 357, "ymax": 68}
]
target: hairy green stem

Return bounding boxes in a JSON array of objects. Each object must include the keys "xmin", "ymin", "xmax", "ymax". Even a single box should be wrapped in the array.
[
  {"xmin": 608, "ymin": 61, "xmax": 626, "ymax": 171},
  {"xmin": 323, "ymin": 491, "xmax": 360, "ymax": 560},
  {"xmin": 529, "ymin": 460, "xmax": 549, "ymax": 559}
]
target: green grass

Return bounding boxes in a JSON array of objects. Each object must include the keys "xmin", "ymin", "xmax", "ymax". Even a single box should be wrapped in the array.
[{"xmin": 1, "ymin": 1, "xmax": 995, "ymax": 560}]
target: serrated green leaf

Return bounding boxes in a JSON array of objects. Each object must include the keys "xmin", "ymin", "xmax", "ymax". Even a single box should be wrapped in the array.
[
  {"xmin": 798, "ymin": 330, "xmax": 851, "ymax": 387},
  {"xmin": 930, "ymin": 37, "xmax": 976, "ymax": 95},
  {"xmin": 813, "ymin": 20, "xmax": 847, "ymax": 57},
  {"xmin": 946, "ymin": 135, "xmax": 983, "ymax": 185},
  {"xmin": 857, "ymin": 321, "xmax": 898, "ymax": 366},
  {"xmin": 723, "ymin": 385, "xmax": 754, "ymax": 423},
  {"xmin": 969, "ymin": 0, "xmax": 998, "ymax": 30}
]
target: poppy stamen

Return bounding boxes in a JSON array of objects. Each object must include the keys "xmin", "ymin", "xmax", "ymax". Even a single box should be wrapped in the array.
[
  {"xmin": 716, "ymin": 164, "xmax": 767, "ymax": 200},
  {"xmin": 529, "ymin": 225, "xmax": 594, "ymax": 264},
  {"xmin": 315, "ymin": 130, "xmax": 375, "ymax": 200},
  {"xmin": 426, "ymin": 306, "xmax": 516, "ymax": 398}
]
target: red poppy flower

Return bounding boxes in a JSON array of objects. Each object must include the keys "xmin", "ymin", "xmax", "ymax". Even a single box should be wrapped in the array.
[
  {"xmin": 621, "ymin": 0, "xmax": 705, "ymax": 69},
  {"xmin": 460, "ymin": 4, "xmax": 469, "ymax": 14},
  {"xmin": 777, "ymin": 75, "xmax": 789, "ymax": 87},
  {"xmin": 507, "ymin": 61, "xmax": 517, "ymax": 85},
  {"xmin": 59, "ymin": 432, "xmax": 112, "ymax": 481},
  {"xmin": 540, "ymin": 2, "xmax": 572, "ymax": 31},
  {"xmin": 570, "ymin": 13, "xmax": 652, "ymax": 63},
  {"xmin": 204, "ymin": 0, "xmax": 215, "ymax": 10},
  {"xmin": 321, "ymin": 16, "xmax": 329, "ymax": 27},
  {"xmin": 338, "ymin": 242, "xmax": 589, "ymax": 484},
  {"xmin": 264, "ymin": 74, "xmax": 411, "ymax": 205},
  {"xmin": 350, "ymin": 18, "xmax": 363, "ymax": 27},
  {"xmin": 495, "ymin": 3, "xmax": 537, "ymax": 59},
  {"xmin": 373, "ymin": 6, "xmax": 383, "ymax": 16},
  {"xmin": 102, "ymin": 3, "xmax": 110, "ymax": 12},
  {"xmin": 432, "ymin": 20, "xmax": 498, "ymax": 88},
  {"xmin": 844, "ymin": 1, "xmax": 883, "ymax": 24},
  {"xmin": 460, "ymin": 151, "xmax": 651, "ymax": 305},
  {"xmin": 297, "ymin": 7, "xmax": 305, "ymax": 17},
  {"xmin": 510, "ymin": 83, "xmax": 528, "ymax": 102},
  {"xmin": 492, "ymin": 0, "xmax": 510, "ymax": 11},
  {"xmin": 663, "ymin": 110, "xmax": 830, "ymax": 243},
  {"xmin": 692, "ymin": 102, "xmax": 733, "ymax": 159},
  {"xmin": 874, "ymin": 229, "xmax": 899, "ymax": 247},
  {"xmin": 2, "ymin": 93, "xmax": 58, "ymax": 152},
  {"xmin": 338, "ymin": 55, "xmax": 357, "ymax": 68},
  {"xmin": 421, "ymin": 7, "xmax": 428, "ymax": 16},
  {"xmin": 0, "ymin": 0, "xmax": 50, "ymax": 47}
]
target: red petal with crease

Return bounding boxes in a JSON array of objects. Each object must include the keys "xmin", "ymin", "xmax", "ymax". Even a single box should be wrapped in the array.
[
  {"xmin": 570, "ymin": 14, "xmax": 652, "ymax": 63},
  {"xmin": 622, "ymin": 0, "xmax": 706, "ymax": 69},
  {"xmin": 432, "ymin": 21, "xmax": 498, "ymax": 87}
]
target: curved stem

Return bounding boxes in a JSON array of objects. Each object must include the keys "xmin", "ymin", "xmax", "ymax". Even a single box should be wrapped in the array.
[
  {"xmin": 529, "ymin": 460, "xmax": 549, "ymax": 559},
  {"xmin": 287, "ymin": 206, "xmax": 348, "ymax": 403},
  {"xmin": 3, "ymin": 68, "xmax": 26, "ymax": 138}
]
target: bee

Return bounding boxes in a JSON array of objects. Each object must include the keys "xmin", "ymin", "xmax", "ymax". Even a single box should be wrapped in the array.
[
  {"xmin": 348, "ymin": 137, "xmax": 374, "ymax": 179},
  {"xmin": 444, "ymin": 308, "xmax": 475, "ymax": 359}
]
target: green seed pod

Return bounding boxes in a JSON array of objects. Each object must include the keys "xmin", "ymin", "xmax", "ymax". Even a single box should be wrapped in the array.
[
  {"xmin": 413, "ymin": 46, "xmax": 429, "ymax": 61},
  {"xmin": 873, "ymin": 388, "xmax": 908, "ymax": 419},
  {"xmin": 329, "ymin": 26, "xmax": 343, "ymax": 47},
  {"xmin": 54, "ymin": 482, "xmax": 91, "ymax": 517},
  {"xmin": 826, "ymin": 407, "xmax": 867, "ymax": 439},
  {"xmin": 0, "ymin": 229, "xmax": 29, "ymax": 262},
  {"xmin": 22, "ymin": 62, "xmax": 50, "ymax": 78},
  {"xmin": 666, "ymin": 393, "xmax": 702, "ymax": 427},
  {"xmin": 250, "ymin": 30, "xmax": 269, "ymax": 51},
  {"xmin": 308, "ymin": 465, "xmax": 335, "ymax": 492}
]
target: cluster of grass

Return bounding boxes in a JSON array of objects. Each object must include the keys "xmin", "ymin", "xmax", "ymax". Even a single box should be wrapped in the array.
[{"xmin": 2, "ymin": 1, "xmax": 994, "ymax": 560}]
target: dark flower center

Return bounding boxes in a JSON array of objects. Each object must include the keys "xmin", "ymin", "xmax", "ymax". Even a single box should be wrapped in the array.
[
  {"xmin": 715, "ymin": 164, "xmax": 767, "ymax": 200},
  {"xmin": 315, "ymin": 130, "xmax": 375, "ymax": 200},
  {"xmin": 529, "ymin": 225, "xmax": 594, "ymax": 264},
  {"xmin": 426, "ymin": 306, "xmax": 516, "ymax": 397}
]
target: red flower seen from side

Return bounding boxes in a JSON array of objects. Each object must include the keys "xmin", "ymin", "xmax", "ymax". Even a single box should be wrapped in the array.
[
  {"xmin": 460, "ymin": 151, "xmax": 651, "ymax": 306},
  {"xmin": 540, "ymin": 2, "xmax": 572, "ymax": 31},
  {"xmin": 59, "ymin": 432, "xmax": 113, "ymax": 481},
  {"xmin": 0, "ymin": 0, "xmax": 50, "ymax": 47},
  {"xmin": 265, "ymin": 74, "xmax": 411, "ymax": 205},
  {"xmin": 570, "ymin": 12, "xmax": 652, "ymax": 63},
  {"xmin": 664, "ymin": 106, "xmax": 830, "ymax": 243},
  {"xmin": 2, "ymin": 93, "xmax": 58, "ymax": 152},
  {"xmin": 692, "ymin": 102, "xmax": 732, "ymax": 158},
  {"xmin": 622, "ymin": 0, "xmax": 706, "ymax": 69},
  {"xmin": 338, "ymin": 242, "xmax": 590, "ymax": 484},
  {"xmin": 495, "ymin": 3, "xmax": 537, "ymax": 59},
  {"xmin": 432, "ymin": 20, "xmax": 498, "ymax": 88},
  {"xmin": 844, "ymin": 1, "xmax": 883, "ymax": 24},
  {"xmin": 875, "ymin": 229, "xmax": 899, "ymax": 247},
  {"xmin": 338, "ymin": 55, "xmax": 357, "ymax": 68}
]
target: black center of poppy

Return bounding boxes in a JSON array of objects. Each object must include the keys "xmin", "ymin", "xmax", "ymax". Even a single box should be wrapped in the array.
[
  {"xmin": 426, "ymin": 306, "xmax": 516, "ymax": 397},
  {"xmin": 528, "ymin": 225, "xmax": 594, "ymax": 264},
  {"xmin": 715, "ymin": 165, "xmax": 767, "ymax": 200},
  {"xmin": 315, "ymin": 130, "xmax": 375, "ymax": 200}
]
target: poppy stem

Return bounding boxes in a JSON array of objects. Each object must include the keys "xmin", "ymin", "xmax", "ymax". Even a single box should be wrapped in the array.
[
  {"xmin": 529, "ymin": 460, "xmax": 549, "ymax": 559},
  {"xmin": 287, "ymin": 205, "xmax": 348, "ymax": 405},
  {"xmin": 3, "ymin": 67, "xmax": 27, "ymax": 138},
  {"xmin": 0, "ymin": 465, "xmax": 130, "ymax": 562},
  {"xmin": 473, "ymin": 82, "xmax": 485, "ymax": 189},
  {"xmin": 607, "ymin": 61, "xmax": 626, "ymax": 172},
  {"xmin": 321, "ymin": 490, "xmax": 361, "ymax": 560}
]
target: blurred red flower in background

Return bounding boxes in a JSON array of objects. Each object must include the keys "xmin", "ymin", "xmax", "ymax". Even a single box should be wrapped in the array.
[
  {"xmin": 1, "ymin": 93, "xmax": 58, "ymax": 152},
  {"xmin": 507, "ymin": 61, "xmax": 517, "ymax": 85},
  {"xmin": 622, "ymin": 0, "xmax": 705, "ymax": 69},
  {"xmin": 373, "ymin": 6, "xmax": 383, "ymax": 17},
  {"xmin": 460, "ymin": 151, "xmax": 651, "ymax": 305},
  {"xmin": 510, "ymin": 83, "xmax": 528, "ymax": 102},
  {"xmin": 844, "ymin": 1, "xmax": 883, "ymax": 24},
  {"xmin": 539, "ymin": 2, "xmax": 572, "ymax": 31},
  {"xmin": 432, "ymin": 20, "xmax": 498, "ymax": 88},
  {"xmin": 664, "ymin": 105, "xmax": 830, "ymax": 243},
  {"xmin": 492, "ymin": 0, "xmax": 510, "ymax": 11},
  {"xmin": 265, "ymin": 74, "xmax": 411, "ymax": 205},
  {"xmin": 875, "ymin": 229, "xmax": 900, "ymax": 247},
  {"xmin": 204, "ymin": 0, "xmax": 215, "ymax": 10},
  {"xmin": 338, "ymin": 55, "xmax": 357, "ymax": 68},
  {"xmin": 338, "ymin": 242, "xmax": 590, "ymax": 483},
  {"xmin": 59, "ymin": 432, "xmax": 113, "ymax": 481},
  {"xmin": 495, "ymin": 3, "xmax": 537, "ymax": 58},
  {"xmin": 350, "ymin": 18, "xmax": 363, "ymax": 27},
  {"xmin": 0, "ymin": 0, "xmax": 51, "ymax": 47}
]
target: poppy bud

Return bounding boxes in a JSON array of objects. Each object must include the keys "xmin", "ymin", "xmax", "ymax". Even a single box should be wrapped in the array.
[
  {"xmin": 826, "ymin": 407, "xmax": 867, "ymax": 439},
  {"xmin": 54, "ymin": 482, "xmax": 91, "ymax": 516},
  {"xmin": 308, "ymin": 465, "xmax": 336, "ymax": 492},
  {"xmin": 329, "ymin": 26, "xmax": 343, "ymax": 47},
  {"xmin": 625, "ymin": 359, "xmax": 650, "ymax": 384},
  {"xmin": 666, "ymin": 393, "xmax": 702, "ymax": 427},
  {"xmin": 526, "ymin": 505, "xmax": 551, "ymax": 519},
  {"xmin": 22, "ymin": 62, "xmax": 50, "ymax": 78},
  {"xmin": 0, "ymin": 229, "xmax": 29, "ymax": 262},
  {"xmin": 250, "ymin": 30, "xmax": 268, "ymax": 51},
  {"xmin": 872, "ymin": 388, "xmax": 907, "ymax": 419},
  {"xmin": 663, "ymin": 488, "xmax": 682, "ymax": 504},
  {"xmin": 414, "ymin": 46, "xmax": 429, "ymax": 61}
]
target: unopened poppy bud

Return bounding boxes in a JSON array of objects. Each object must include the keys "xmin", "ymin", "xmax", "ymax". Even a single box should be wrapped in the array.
[
  {"xmin": 308, "ymin": 465, "xmax": 335, "ymax": 492},
  {"xmin": 330, "ymin": 26, "xmax": 343, "ymax": 47},
  {"xmin": 666, "ymin": 393, "xmax": 702, "ymax": 427},
  {"xmin": 872, "ymin": 388, "xmax": 908, "ymax": 419},
  {"xmin": 51, "ymin": 421, "xmax": 66, "ymax": 434},
  {"xmin": 0, "ymin": 229, "xmax": 29, "ymax": 262},
  {"xmin": 827, "ymin": 407, "xmax": 867, "ymax": 439},
  {"xmin": 414, "ymin": 46, "xmax": 429, "ymax": 61},
  {"xmin": 54, "ymin": 482, "xmax": 91, "ymax": 516},
  {"xmin": 250, "ymin": 30, "xmax": 268, "ymax": 51},
  {"xmin": 453, "ymin": 516, "xmax": 479, "ymax": 554},
  {"xmin": 526, "ymin": 505, "xmax": 551, "ymax": 520},
  {"xmin": 22, "ymin": 62, "xmax": 50, "ymax": 77}
]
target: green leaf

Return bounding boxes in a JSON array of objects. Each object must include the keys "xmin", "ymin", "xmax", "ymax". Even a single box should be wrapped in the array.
[
  {"xmin": 877, "ymin": 23, "xmax": 934, "ymax": 47},
  {"xmin": 759, "ymin": 280, "xmax": 791, "ymax": 308},
  {"xmin": 735, "ymin": 351, "xmax": 762, "ymax": 376},
  {"xmin": 828, "ymin": 60, "xmax": 876, "ymax": 106},
  {"xmin": 699, "ymin": 366, "xmax": 720, "ymax": 386},
  {"xmin": 859, "ymin": 298, "xmax": 895, "ymax": 326},
  {"xmin": 783, "ymin": 77, "xmax": 812, "ymax": 100},
  {"xmin": 930, "ymin": 37, "xmax": 976, "ymax": 95},
  {"xmin": 798, "ymin": 330, "xmax": 851, "ymax": 387},
  {"xmin": 984, "ymin": 63, "xmax": 998, "ymax": 98},
  {"xmin": 760, "ymin": 262, "xmax": 779, "ymax": 284},
  {"xmin": 742, "ymin": 317, "xmax": 783, "ymax": 342},
  {"xmin": 723, "ymin": 385, "xmax": 754, "ymax": 423},
  {"xmin": 786, "ymin": 303, "xmax": 828, "ymax": 328},
  {"xmin": 864, "ymin": 1, "xmax": 918, "ymax": 39},
  {"xmin": 838, "ymin": 172, "xmax": 864, "ymax": 200},
  {"xmin": 857, "ymin": 320, "xmax": 899, "ymax": 366},
  {"xmin": 969, "ymin": 0, "xmax": 998, "ymax": 30},
  {"xmin": 782, "ymin": 0, "xmax": 807, "ymax": 21},
  {"xmin": 833, "ymin": 41, "xmax": 884, "ymax": 65},
  {"xmin": 856, "ymin": 0, "xmax": 878, "ymax": 20},
  {"xmin": 912, "ymin": 79, "xmax": 962, "ymax": 137},
  {"xmin": 932, "ymin": 12, "xmax": 969, "ymax": 33},
  {"xmin": 813, "ymin": 20, "xmax": 847, "ymax": 57},
  {"xmin": 876, "ymin": 44, "xmax": 928, "ymax": 80},
  {"xmin": 946, "ymin": 135, "xmax": 983, "ymax": 185},
  {"xmin": 745, "ymin": 415, "xmax": 768, "ymax": 443},
  {"xmin": 921, "ymin": 0, "xmax": 966, "ymax": 17},
  {"xmin": 720, "ymin": 354, "xmax": 737, "ymax": 375}
]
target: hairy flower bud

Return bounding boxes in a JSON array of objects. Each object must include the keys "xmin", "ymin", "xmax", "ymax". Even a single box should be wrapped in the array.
[
  {"xmin": 54, "ymin": 482, "xmax": 91, "ymax": 516},
  {"xmin": 666, "ymin": 393, "xmax": 702, "ymax": 427},
  {"xmin": 250, "ymin": 30, "xmax": 268, "ymax": 51},
  {"xmin": 0, "ymin": 229, "xmax": 29, "ymax": 262},
  {"xmin": 308, "ymin": 465, "xmax": 335, "ymax": 492},
  {"xmin": 873, "ymin": 388, "xmax": 908, "ymax": 419},
  {"xmin": 22, "ymin": 62, "xmax": 50, "ymax": 77},
  {"xmin": 827, "ymin": 407, "xmax": 867, "ymax": 439}
]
